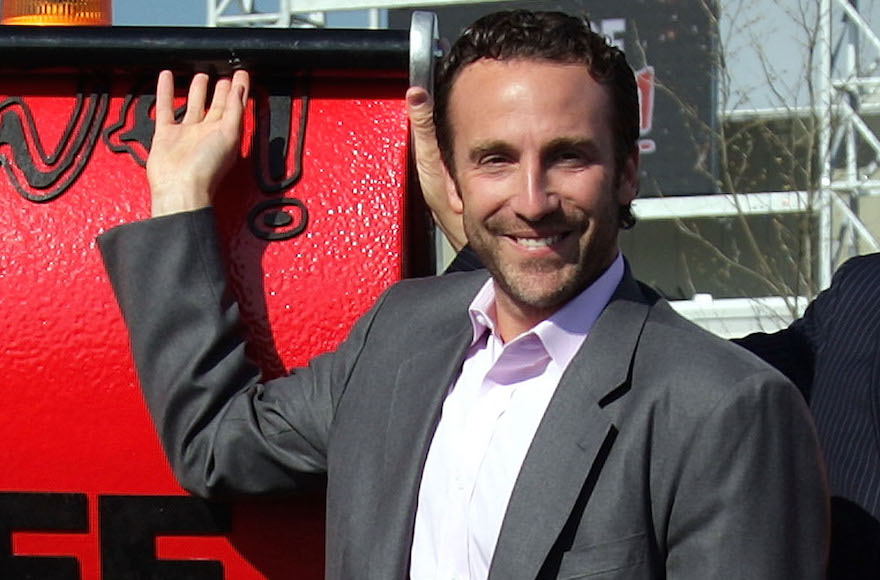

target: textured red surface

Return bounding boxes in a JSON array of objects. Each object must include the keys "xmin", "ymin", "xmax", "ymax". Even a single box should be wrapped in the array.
[{"xmin": 0, "ymin": 72, "xmax": 410, "ymax": 578}]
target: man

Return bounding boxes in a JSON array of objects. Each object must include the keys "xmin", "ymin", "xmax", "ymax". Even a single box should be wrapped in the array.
[
  {"xmin": 100, "ymin": 10, "xmax": 828, "ymax": 578},
  {"xmin": 406, "ymin": 27, "xmax": 875, "ymax": 578},
  {"xmin": 737, "ymin": 258, "xmax": 880, "ymax": 578}
]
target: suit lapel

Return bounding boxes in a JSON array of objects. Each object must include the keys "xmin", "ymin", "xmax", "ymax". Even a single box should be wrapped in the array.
[
  {"xmin": 489, "ymin": 273, "xmax": 652, "ymax": 580},
  {"xmin": 368, "ymin": 316, "xmax": 474, "ymax": 578}
]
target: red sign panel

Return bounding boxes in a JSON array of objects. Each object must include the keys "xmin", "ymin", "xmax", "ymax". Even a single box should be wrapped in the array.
[{"xmin": 0, "ymin": 68, "xmax": 413, "ymax": 578}]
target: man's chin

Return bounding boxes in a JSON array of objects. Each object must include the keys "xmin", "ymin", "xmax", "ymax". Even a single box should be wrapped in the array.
[{"xmin": 497, "ymin": 273, "xmax": 577, "ymax": 312}]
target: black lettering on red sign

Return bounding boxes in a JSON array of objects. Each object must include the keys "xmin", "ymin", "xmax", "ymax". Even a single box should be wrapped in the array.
[
  {"xmin": 0, "ymin": 491, "xmax": 87, "ymax": 579},
  {"xmin": 99, "ymin": 495, "xmax": 231, "ymax": 580}
]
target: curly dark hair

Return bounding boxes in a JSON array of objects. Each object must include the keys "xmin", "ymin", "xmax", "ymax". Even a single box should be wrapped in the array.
[{"xmin": 434, "ymin": 10, "xmax": 638, "ymax": 229}]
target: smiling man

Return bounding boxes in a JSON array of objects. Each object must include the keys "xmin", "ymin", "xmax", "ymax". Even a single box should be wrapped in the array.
[
  {"xmin": 99, "ymin": 10, "xmax": 828, "ymax": 579},
  {"xmin": 441, "ymin": 56, "xmax": 636, "ymax": 340}
]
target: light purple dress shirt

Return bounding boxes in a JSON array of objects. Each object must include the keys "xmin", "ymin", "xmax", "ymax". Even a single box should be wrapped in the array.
[{"xmin": 410, "ymin": 253, "xmax": 625, "ymax": 580}]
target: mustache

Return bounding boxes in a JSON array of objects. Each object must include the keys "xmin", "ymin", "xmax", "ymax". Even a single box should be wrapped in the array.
[{"xmin": 483, "ymin": 209, "xmax": 585, "ymax": 234}]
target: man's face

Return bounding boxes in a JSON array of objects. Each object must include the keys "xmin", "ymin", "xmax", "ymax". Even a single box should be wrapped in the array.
[{"xmin": 446, "ymin": 58, "xmax": 638, "ymax": 336}]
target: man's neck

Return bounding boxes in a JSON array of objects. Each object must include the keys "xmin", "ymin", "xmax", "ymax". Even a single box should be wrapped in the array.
[
  {"xmin": 493, "ymin": 292, "xmax": 559, "ymax": 343},
  {"xmin": 490, "ymin": 253, "xmax": 625, "ymax": 343}
]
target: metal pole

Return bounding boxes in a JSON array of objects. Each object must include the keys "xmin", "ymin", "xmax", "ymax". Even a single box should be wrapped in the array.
[
  {"xmin": 368, "ymin": 8, "xmax": 381, "ymax": 29},
  {"xmin": 279, "ymin": 0, "xmax": 293, "ymax": 27},
  {"xmin": 207, "ymin": 0, "xmax": 217, "ymax": 27},
  {"xmin": 846, "ymin": 0, "xmax": 860, "ymax": 256},
  {"xmin": 818, "ymin": 0, "xmax": 833, "ymax": 290}
]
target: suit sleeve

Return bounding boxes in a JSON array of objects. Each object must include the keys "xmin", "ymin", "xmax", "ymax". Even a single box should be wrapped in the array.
[
  {"xmin": 98, "ymin": 208, "xmax": 383, "ymax": 498},
  {"xmin": 734, "ymin": 266, "xmax": 846, "ymax": 401},
  {"xmin": 734, "ymin": 322, "xmax": 816, "ymax": 398},
  {"xmin": 665, "ymin": 370, "xmax": 829, "ymax": 578}
]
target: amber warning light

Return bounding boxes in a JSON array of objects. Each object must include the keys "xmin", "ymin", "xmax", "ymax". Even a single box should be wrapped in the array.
[{"xmin": 1, "ymin": 0, "xmax": 111, "ymax": 25}]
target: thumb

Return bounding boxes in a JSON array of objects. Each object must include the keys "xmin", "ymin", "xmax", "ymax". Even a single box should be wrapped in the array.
[
  {"xmin": 406, "ymin": 86, "xmax": 434, "ymax": 128},
  {"xmin": 406, "ymin": 86, "xmax": 442, "ymax": 168}
]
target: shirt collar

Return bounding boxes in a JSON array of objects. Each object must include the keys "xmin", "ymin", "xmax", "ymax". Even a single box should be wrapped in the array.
[{"xmin": 467, "ymin": 253, "xmax": 625, "ymax": 369}]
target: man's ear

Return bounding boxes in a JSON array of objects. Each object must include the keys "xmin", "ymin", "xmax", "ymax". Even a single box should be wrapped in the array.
[
  {"xmin": 616, "ymin": 151, "xmax": 639, "ymax": 205},
  {"xmin": 446, "ymin": 168, "xmax": 464, "ymax": 214}
]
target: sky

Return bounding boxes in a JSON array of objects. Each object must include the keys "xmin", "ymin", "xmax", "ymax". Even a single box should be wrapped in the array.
[
  {"xmin": 113, "ymin": 1, "xmax": 372, "ymax": 27},
  {"xmin": 114, "ymin": 1, "xmax": 205, "ymax": 26}
]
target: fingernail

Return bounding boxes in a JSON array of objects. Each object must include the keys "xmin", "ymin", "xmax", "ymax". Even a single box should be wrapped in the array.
[{"xmin": 408, "ymin": 91, "xmax": 428, "ymax": 107}]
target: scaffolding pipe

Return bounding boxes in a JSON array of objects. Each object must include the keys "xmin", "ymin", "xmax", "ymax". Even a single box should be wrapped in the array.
[{"xmin": 819, "ymin": 0, "xmax": 833, "ymax": 290}]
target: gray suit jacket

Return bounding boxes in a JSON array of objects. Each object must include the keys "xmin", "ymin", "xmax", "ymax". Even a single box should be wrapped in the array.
[{"xmin": 99, "ymin": 209, "xmax": 828, "ymax": 579}]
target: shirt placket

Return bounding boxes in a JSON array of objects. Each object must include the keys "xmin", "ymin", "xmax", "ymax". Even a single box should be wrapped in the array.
[{"xmin": 435, "ymin": 336, "xmax": 507, "ymax": 579}]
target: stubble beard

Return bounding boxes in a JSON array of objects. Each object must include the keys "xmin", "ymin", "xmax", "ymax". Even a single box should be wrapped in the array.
[{"xmin": 465, "ymin": 204, "xmax": 621, "ymax": 317}]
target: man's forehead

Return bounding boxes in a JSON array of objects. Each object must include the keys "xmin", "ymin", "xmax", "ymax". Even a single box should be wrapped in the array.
[
  {"xmin": 452, "ymin": 56, "xmax": 590, "ymax": 81},
  {"xmin": 449, "ymin": 58, "xmax": 603, "ymax": 103},
  {"xmin": 447, "ymin": 58, "xmax": 611, "ymax": 124}
]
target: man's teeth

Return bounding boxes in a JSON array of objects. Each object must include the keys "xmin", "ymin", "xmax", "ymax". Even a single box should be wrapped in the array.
[{"xmin": 515, "ymin": 235, "xmax": 562, "ymax": 248}]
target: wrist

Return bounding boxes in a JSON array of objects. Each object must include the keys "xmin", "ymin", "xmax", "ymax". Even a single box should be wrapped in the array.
[{"xmin": 150, "ymin": 190, "xmax": 212, "ymax": 217}]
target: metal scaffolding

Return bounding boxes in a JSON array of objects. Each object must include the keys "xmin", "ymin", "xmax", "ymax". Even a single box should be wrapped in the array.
[
  {"xmin": 206, "ymin": 0, "xmax": 880, "ymax": 334},
  {"xmin": 823, "ymin": 0, "xmax": 880, "ymax": 282},
  {"xmin": 206, "ymin": 0, "xmax": 505, "ymax": 28}
]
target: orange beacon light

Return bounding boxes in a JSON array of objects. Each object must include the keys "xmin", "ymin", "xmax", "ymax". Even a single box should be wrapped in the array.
[{"xmin": 1, "ymin": 0, "xmax": 111, "ymax": 25}]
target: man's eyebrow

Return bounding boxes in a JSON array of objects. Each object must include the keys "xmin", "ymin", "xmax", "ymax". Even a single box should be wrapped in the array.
[{"xmin": 542, "ymin": 137, "xmax": 600, "ymax": 157}]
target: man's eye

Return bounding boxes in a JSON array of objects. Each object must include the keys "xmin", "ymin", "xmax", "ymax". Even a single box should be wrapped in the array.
[
  {"xmin": 481, "ymin": 155, "xmax": 509, "ymax": 165},
  {"xmin": 556, "ymin": 150, "xmax": 586, "ymax": 164}
]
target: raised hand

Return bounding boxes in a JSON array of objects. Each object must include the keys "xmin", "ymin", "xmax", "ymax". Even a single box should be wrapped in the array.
[
  {"xmin": 147, "ymin": 70, "xmax": 250, "ymax": 217},
  {"xmin": 406, "ymin": 86, "xmax": 466, "ymax": 251}
]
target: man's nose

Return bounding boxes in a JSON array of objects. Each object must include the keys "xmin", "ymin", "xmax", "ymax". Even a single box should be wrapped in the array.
[{"xmin": 509, "ymin": 163, "xmax": 559, "ymax": 221}]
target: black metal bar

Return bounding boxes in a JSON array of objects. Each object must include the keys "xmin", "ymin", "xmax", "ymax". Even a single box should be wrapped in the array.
[{"xmin": 0, "ymin": 26, "xmax": 410, "ymax": 76}]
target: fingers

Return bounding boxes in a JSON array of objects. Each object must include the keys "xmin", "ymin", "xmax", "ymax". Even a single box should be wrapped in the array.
[
  {"xmin": 220, "ymin": 70, "xmax": 250, "ymax": 133},
  {"xmin": 232, "ymin": 69, "xmax": 250, "ymax": 109},
  {"xmin": 205, "ymin": 77, "xmax": 232, "ymax": 121},
  {"xmin": 155, "ymin": 70, "xmax": 176, "ymax": 127},
  {"xmin": 406, "ymin": 86, "xmax": 440, "ymax": 164},
  {"xmin": 406, "ymin": 86, "xmax": 432, "ymax": 127},
  {"xmin": 183, "ymin": 73, "xmax": 209, "ymax": 124},
  {"xmin": 157, "ymin": 70, "xmax": 250, "ymax": 127},
  {"xmin": 406, "ymin": 85, "xmax": 468, "ymax": 251}
]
